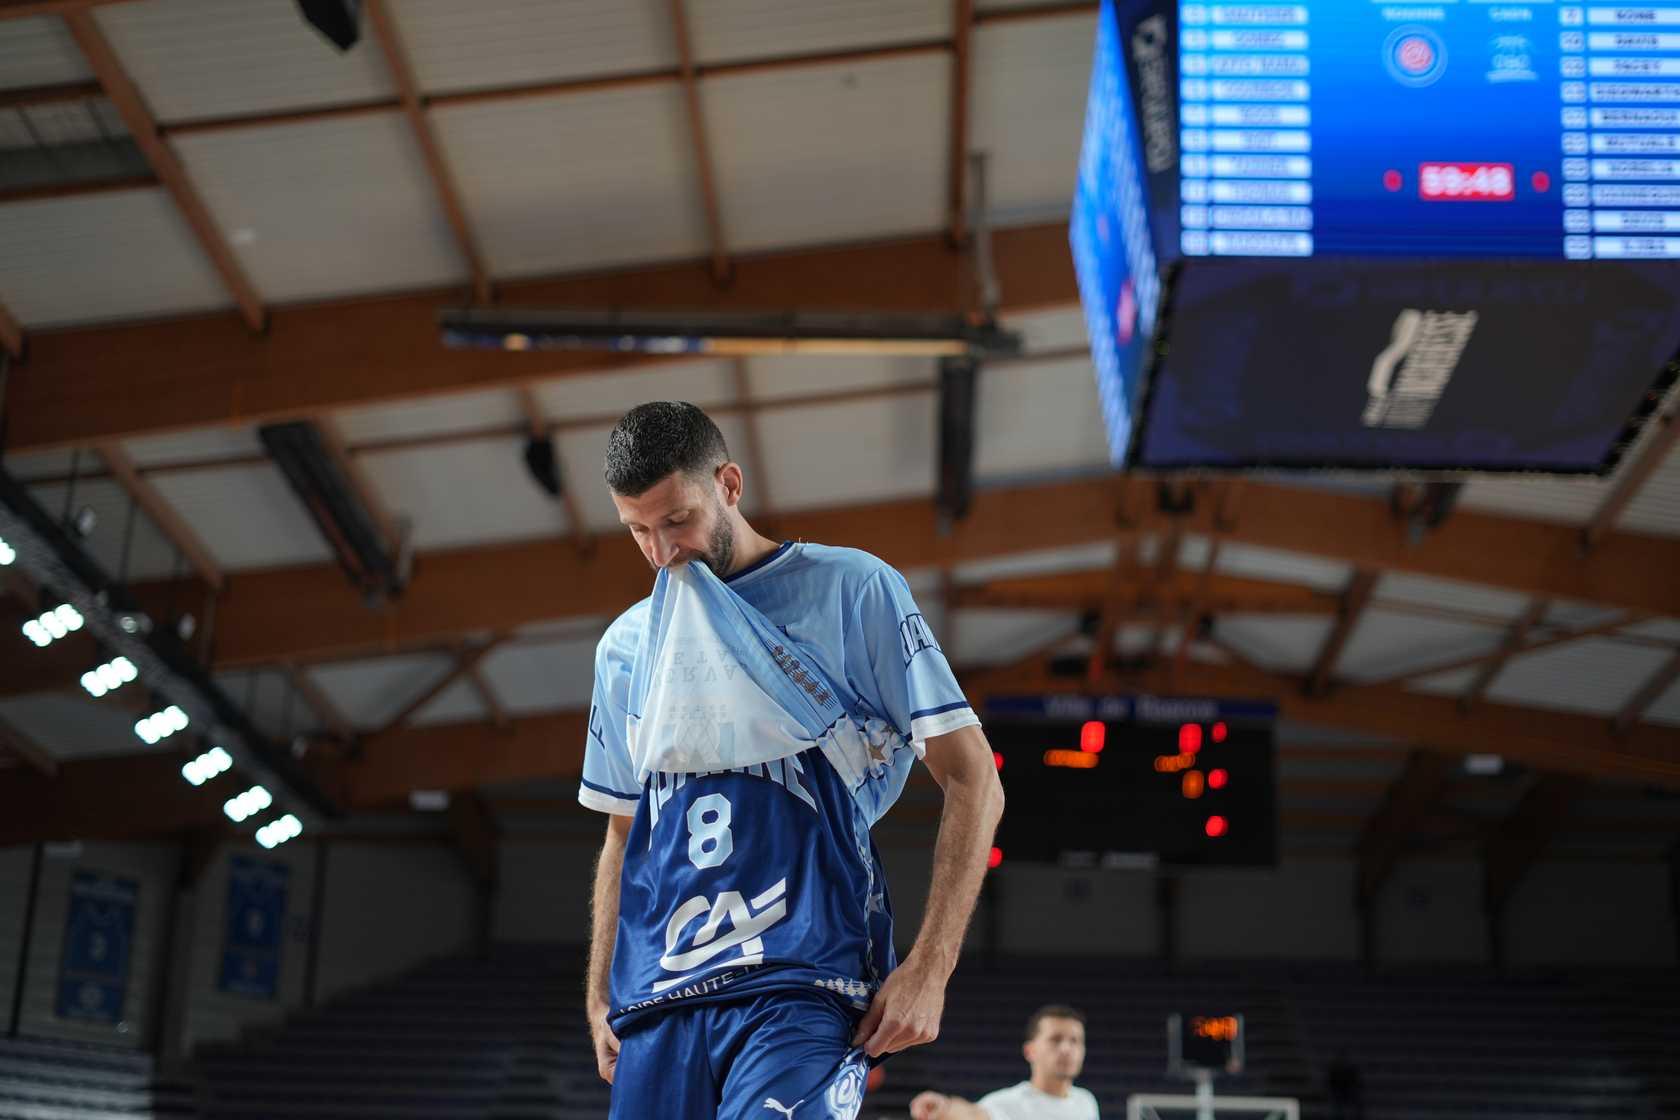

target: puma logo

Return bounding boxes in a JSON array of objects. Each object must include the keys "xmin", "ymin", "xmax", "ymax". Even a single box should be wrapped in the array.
[{"xmin": 763, "ymin": 1098, "xmax": 802, "ymax": 1118}]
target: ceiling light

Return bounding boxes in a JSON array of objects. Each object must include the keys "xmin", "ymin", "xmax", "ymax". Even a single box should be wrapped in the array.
[
  {"xmin": 223, "ymin": 785, "xmax": 272, "ymax": 823},
  {"xmin": 182, "ymin": 745, "xmax": 233, "ymax": 786},
  {"xmin": 23, "ymin": 604, "xmax": 83, "ymax": 648},
  {"xmin": 0, "ymin": 536, "xmax": 14, "ymax": 566},
  {"xmin": 255, "ymin": 813, "xmax": 303, "ymax": 849},
  {"xmin": 81, "ymin": 656, "xmax": 137, "ymax": 699},
  {"xmin": 135, "ymin": 704, "xmax": 189, "ymax": 745}
]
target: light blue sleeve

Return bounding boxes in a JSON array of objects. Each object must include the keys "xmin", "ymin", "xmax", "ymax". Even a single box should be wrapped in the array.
[
  {"xmin": 845, "ymin": 566, "xmax": 979, "ymax": 751},
  {"xmin": 579, "ymin": 621, "xmax": 641, "ymax": 816}
]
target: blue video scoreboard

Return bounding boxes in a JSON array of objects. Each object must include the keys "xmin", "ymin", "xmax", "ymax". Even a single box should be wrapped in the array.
[
  {"xmin": 1072, "ymin": 0, "xmax": 1680, "ymax": 473},
  {"xmin": 1177, "ymin": 2, "xmax": 1680, "ymax": 260}
]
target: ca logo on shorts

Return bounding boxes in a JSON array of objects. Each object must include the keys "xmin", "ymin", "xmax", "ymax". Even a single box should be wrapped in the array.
[{"xmin": 823, "ymin": 1053, "xmax": 868, "ymax": 1120}]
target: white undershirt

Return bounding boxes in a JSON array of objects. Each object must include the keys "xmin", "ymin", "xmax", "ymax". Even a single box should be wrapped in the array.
[{"xmin": 977, "ymin": 1081, "xmax": 1100, "ymax": 1120}]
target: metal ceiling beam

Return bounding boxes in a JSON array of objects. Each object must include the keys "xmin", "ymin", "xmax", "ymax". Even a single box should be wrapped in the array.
[
  {"xmin": 0, "ymin": 80, "xmax": 102, "ymax": 109},
  {"xmin": 4, "ymin": 222, "xmax": 1073, "ymax": 452},
  {"xmin": 1371, "ymin": 609, "xmax": 1647, "ymax": 689},
  {"xmin": 0, "ymin": 174, "xmax": 158, "ymax": 206},
  {"xmin": 1615, "ymin": 649, "xmax": 1680, "ymax": 738},
  {"xmin": 668, "ymin": 0, "xmax": 732, "ymax": 284},
  {"xmin": 1581, "ymin": 408, "xmax": 1680, "ymax": 554},
  {"xmin": 1460, "ymin": 597, "xmax": 1550, "ymax": 712},
  {"xmin": 84, "ymin": 477, "xmax": 1680, "ymax": 668},
  {"xmin": 61, "ymin": 10, "xmax": 266, "ymax": 332},
  {"xmin": 952, "ymin": 566, "xmax": 1337, "ymax": 615},
  {"xmin": 729, "ymin": 359, "xmax": 772, "ymax": 515},
  {"xmin": 364, "ymin": 0, "xmax": 492, "ymax": 306},
  {"xmin": 373, "ymin": 637, "xmax": 505, "ymax": 736},
  {"xmin": 1307, "ymin": 568, "xmax": 1380, "ymax": 696},
  {"xmin": 96, "ymin": 443, "xmax": 224, "ymax": 593}
]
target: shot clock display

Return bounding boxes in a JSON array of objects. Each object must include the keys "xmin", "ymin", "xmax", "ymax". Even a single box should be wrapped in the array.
[
  {"xmin": 1168, "ymin": 1013, "xmax": 1246, "ymax": 1076},
  {"xmin": 985, "ymin": 695, "xmax": 1277, "ymax": 867}
]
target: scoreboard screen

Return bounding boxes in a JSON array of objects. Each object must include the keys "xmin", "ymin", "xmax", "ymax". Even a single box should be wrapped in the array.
[
  {"xmin": 986, "ymin": 695, "xmax": 1277, "ymax": 867},
  {"xmin": 1177, "ymin": 2, "xmax": 1680, "ymax": 260}
]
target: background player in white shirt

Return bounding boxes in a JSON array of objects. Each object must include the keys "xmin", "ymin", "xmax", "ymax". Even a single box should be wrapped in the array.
[
  {"xmin": 911, "ymin": 1005, "xmax": 1099, "ymax": 1120},
  {"xmin": 582, "ymin": 402, "xmax": 1006, "ymax": 1119}
]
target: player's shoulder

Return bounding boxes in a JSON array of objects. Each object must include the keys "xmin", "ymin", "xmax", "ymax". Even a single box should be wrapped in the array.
[
  {"xmin": 1074, "ymin": 1084, "xmax": 1100, "ymax": 1112},
  {"xmin": 785, "ymin": 542, "xmax": 902, "ymax": 590},
  {"xmin": 595, "ymin": 596, "xmax": 651, "ymax": 668},
  {"xmin": 976, "ymin": 1081, "xmax": 1030, "ymax": 1106}
]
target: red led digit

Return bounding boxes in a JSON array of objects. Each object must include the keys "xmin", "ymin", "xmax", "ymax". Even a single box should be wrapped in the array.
[
  {"xmin": 1212, "ymin": 722, "xmax": 1227, "ymax": 743},
  {"xmin": 1205, "ymin": 815, "xmax": 1228, "ymax": 838},
  {"xmin": 987, "ymin": 847, "xmax": 1004, "ymax": 869},
  {"xmin": 1179, "ymin": 723, "xmax": 1203, "ymax": 754},
  {"xmin": 1208, "ymin": 768, "xmax": 1229, "ymax": 790},
  {"xmin": 1080, "ymin": 721, "xmax": 1106, "ymax": 754}
]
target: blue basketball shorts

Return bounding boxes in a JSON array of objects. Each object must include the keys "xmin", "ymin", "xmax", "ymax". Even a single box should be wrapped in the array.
[{"xmin": 609, "ymin": 990, "xmax": 870, "ymax": 1120}]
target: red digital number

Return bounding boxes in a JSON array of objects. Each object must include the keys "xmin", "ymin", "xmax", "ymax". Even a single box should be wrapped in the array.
[{"xmin": 1418, "ymin": 162, "xmax": 1516, "ymax": 202}]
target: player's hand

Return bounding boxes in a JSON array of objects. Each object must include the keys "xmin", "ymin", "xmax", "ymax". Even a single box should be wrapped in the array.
[
  {"xmin": 910, "ymin": 1090, "xmax": 952, "ymax": 1119},
  {"xmin": 590, "ymin": 1014, "xmax": 621, "ymax": 1084},
  {"xmin": 850, "ymin": 954, "xmax": 947, "ymax": 1057}
]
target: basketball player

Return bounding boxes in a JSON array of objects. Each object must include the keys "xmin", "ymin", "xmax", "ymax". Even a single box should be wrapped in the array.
[
  {"xmin": 910, "ymin": 1005, "xmax": 1097, "ymax": 1120},
  {"xmin": 581, "ymin": 402, "xmax": 1006, "ymax": 1119}
]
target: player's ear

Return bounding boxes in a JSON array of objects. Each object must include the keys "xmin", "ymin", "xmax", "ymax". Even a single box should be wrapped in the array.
[{"xmin": 716, "ymin": 461, "xmax": 744, "ymax": 508}]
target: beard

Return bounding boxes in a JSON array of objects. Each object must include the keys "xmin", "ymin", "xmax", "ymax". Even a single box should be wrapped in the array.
[{"xmin": 651, "ymin": 499, "xmax": 736, "ymax": 575}]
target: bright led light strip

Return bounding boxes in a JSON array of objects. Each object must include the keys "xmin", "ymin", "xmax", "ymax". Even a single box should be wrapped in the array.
[
  {"xmin": 21, "ymin": 604, "xmax": 83, "ymax": 648},
  {"xmin": 223, "ymin": 785, "xmax": 272, "ymax": 823},
  {"xmin": 182, "ymin": 746, "xmax": 233, "ymax": 786},
  {"xmin": 134, "ymin": 704, "xmax": 189, "ymax": 745},
  {"xmin": 80, "ymin": 656, "xmax": 138, "ymax": 698},
  {"xmin": 255, "ymin": 814, "xmax": 303, "ymax": 849}
]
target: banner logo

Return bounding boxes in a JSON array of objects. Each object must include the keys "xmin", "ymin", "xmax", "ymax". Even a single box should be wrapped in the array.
[{"xmin": 1363, "ymin": 309, "xmax": 1479, "ymax": 430}]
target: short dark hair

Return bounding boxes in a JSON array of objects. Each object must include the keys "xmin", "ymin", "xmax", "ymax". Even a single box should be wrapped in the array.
[
  {"xmin": 604, "ymin": 402, "xmax": 730, "ymax": 497},
  {"xmin": 1025, "ymin": 1004, "xmax": 1086, "ymax": 1042}
]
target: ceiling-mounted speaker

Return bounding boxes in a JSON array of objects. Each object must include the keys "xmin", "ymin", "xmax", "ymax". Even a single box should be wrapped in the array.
[{"xmin": 297, "ymin": 0, "xmax": 361, "ymax": 51}]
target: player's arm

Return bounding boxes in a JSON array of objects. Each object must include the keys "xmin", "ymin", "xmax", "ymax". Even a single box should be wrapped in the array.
[
  {"xmin": 910, "ymin": 1090, "xmax": 992, "ymax": 1119},
  {"xmin": 853, "ymin": 722, "xmax": 1004, "ymax": 1056},
  {"xmin": 586, "ymin": 813, "xmax": 633, "ymax": 1083}
]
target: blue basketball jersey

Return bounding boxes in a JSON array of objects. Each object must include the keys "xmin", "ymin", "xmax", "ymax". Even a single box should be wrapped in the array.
[{"xmin": 578, "ymin": 542, "xmax": 977, "ymax": 1034}]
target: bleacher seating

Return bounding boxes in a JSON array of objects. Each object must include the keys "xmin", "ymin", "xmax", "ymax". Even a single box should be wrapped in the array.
[{"xmin": 7, "ymin": 951, "xmax": 1677, "ymax": 1118}]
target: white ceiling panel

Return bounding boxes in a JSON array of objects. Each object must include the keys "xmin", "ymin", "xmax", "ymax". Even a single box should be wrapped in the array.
[
  {"xmin": 1215, "ymin": 541, "xmax": 1351, "ymax": 592},
  {"xmin": 1458, "ymin": 475, "xmax": 1610, "ymax": 527},
  {"xmin": 971, "ymin": 13, "xmax": 1093, "ymax": 222},
  {"xmin": 755, "ymin": 393, "xmax": 936, "ymax": 510},
  {"xmin": 395, "ymin": 0, "xmax": 675, "ymax": 94},
  {"xmin": 975, "ymin": 355, "xmax": 1109, "ymax": 482},
  {"xmin": 690, "ymin": 0, "xmax": 948, "ymax": 65},
  {"xmin": 1374, "ymin": 572, "xmax": 1532, "ymax": 623},
  {"xmin": 172, "ymin": 115, "xmax": 464, "ymax": 303},
  {"xmin": 93, "ymin": 0, "xmax": 394, "ymax": 124},
  {"xmin": 360, "ymin": 437, "xmax": 568, "ymax": 551},
  {"xmin": 1544, "ymin": 599, "xmax": 1628, "ymax": 629},
  {"xmin": 121, "ymin": 426, "xmax": 263, "ymax": 470},
  {"xmin": 1404, "ymin": 665, "xmax": 1481, "ymax": 697},
  {"xmin": 24, "ymin": 476, "xmax": 183, "ymax": 583},
  {"xmin": 1000, "ymin": 306, "xmax": 1089, "ymax": 355},
  {"xmin": 1484, "ymin": 637, "xmax": 1675, "ymax": 717},
  {"xmin": 1624, "ymin": 618, "xmax": 1680, "ymax": 644},
  {"xmin": 147, "ymin": 463, "xmax": 334, "ymax": 571},
  {"xmin": 706, "ymin": 53, "xmax": 947, "ymax": 252},
  {"xmin": 1214, "ymin": 615, "xmax": 1335, "ymax": 674},
  {"xmin": 0, "ymin": 694, "xmax": 146, "ymax": 761},
  {"xmin": 3, "ymin": 449, "xmax": 77, "ymax": 483},
  {"xmin": 535, "ymin": 359, "xmax": 738, "ymax": 421},
  {"xmin": 1617, "ymin": 440, "xmax": 1680, "ymax": 537},
  {"xmin": 409, "ymin": 677, "xmax": 487, "ymax": 728},
  {"xmin": 433, "ymin": 84, "xmax": 707, "ymax": 278},
  {"xmin": 1647, "ymin": 679, "xmax": 1680, "ymax": 728},
  {"xmin": 336, "ymin": 387, "xmax": 524, "ymax": 446},
  {"xmin": 955, "ymin": 539, "xmax": 1116, "ymax": 584},
  {"xmin": 0, "ymin": 190, "xmax": 231, "ymax": 328},
  {"xmin": 307, "ymin": 652, "xmax": 455, "ymax": 730},
  {"xmin": 1336, "ymin": 610, "xmax": 1503, "ymax": 684},
  {"xmin": 947, "ymin": 608, "xmax": 1078, "ymax": 667},
  {"xmin": 0, "ymin": 18, "xmax": 93, "ymax": 90},
  {"xmin": 213, "ymin": 668, "xmax": 323, "ymax": 743},
  {"xmin": 745, "ymin": 355, "xmax": 931, "ymax": 403},
  {"xmin": 480, "ymin": 638, "xmax": 596, "ymax": 713}
]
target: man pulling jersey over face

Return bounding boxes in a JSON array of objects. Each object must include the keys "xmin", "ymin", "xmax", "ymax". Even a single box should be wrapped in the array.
[{"xmin": 580, "ymin": 402, "xmax": 1006, "ymax": 1120}]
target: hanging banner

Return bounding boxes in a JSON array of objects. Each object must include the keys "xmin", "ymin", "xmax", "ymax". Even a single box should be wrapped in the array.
[
  {"xmin": 55, "ymin": 871, "xmax": 137, "ymax": 1024},
  {"xmin": 218, "ymin": 855, "xmax": 289, "ymax": 999}
]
